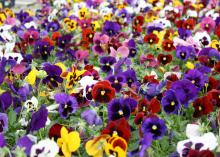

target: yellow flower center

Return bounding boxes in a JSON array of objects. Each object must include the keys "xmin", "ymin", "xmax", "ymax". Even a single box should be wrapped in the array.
[
  {"xmin": 89, "ymin": 34, "xmax": 93, "ymax": 38},
  {"xmin": 205, "ymin": 24, "xmax": 209, "ymax": 28},
  {"xmin": 171, "ymin": 101, "xmax": 175, "ymax": 106},
  {"xmin": 149, "ymin": 39, "xmax": 153, "ymax": 43},
  {"xmin": 167, "ymin": 44, "xmax": 171, "ymax": 48},
  {"xmin": 191, "ymin": 80, "xmax": 195, "ymax": 84},
  {"xmin": 114, "ymin": 80, "xmax": 118, "ymax": 84},
  {"xmin": 143, "ymin": 106, "xmax": 146, "ymax": 112},
  {"xmin": 152, "ymin": 125, "xmax": 157, "ymax": 130},
  {"xmin": 106, "ymin": 63, "xmax": 110, "ymax": 66},
  {"xmin": 181, "ymin": 52, "xmax": 185, "ymax": 56},
  {"xmin": 198, "ymin": 106, "xmax": 202, "ymax": 111},
  {"xmin": 101, "ymin": 90, "xmax": 105, "ymax": 96},
  {"xmin": 218, "ymin": 95, "xmax": 220, "ymax": 99},
  {"xmin": 118, "ymin": 110, "xmax": 123, "ymax": 115},
  {"xmin": 88, "ymin": 87, "xmax": 92, "ymax": 92},
  {"xmin": 113, "ymin": 131, "xmax": 118, "ymax": 136},
  {"xmin": 163, "ymin": 57, "xmax": 167, "ymax": 61}
]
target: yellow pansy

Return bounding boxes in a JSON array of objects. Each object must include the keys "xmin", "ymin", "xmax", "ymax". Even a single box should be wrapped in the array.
[
  {"xmin": 104, "ymin": 136, "xmax": 127, "ymax": 157},
  {"xmin": 0, "ymin": 12, "xmax": 7, "ymax": 26},
  {"xmin": 91, "ymin": 21, "xmax": 100, "ymax": 31},
  {"xmin": 78, "ymin": 7, "xmax": 88, "ymax": 20},
  {"xmin": 186, "ymin": 61, "xmax": 195, "ymax": 69},
  {"xmin": 65, "ymin": 67, "xmax": 85, "ymax": 89},
  {"xmin": 103, "ymin": 13, "xmax": 112, "ymax": 21},
  {"xmin": 4, "ymin": 8, "xmax": 15, "ymax": 17},
  {"xmin": 86, "ymin": 135, "xmax": 109, "ymax": 157},
  {"xmin": 145, "ymin": 11, "xmax": 158, "ymax": 23},
  {"xmin": 25, "ymin": 68, "xmax": 39, "ymax": 85},
  {"xmin": 210, "ymin": 40, "xmax": 220, "ymax": 51},
  {"xmin": 57, "ymin": 127, "xmax": 80, "ymax": 157},
  {"xmin": 67, "ymin": 20, "xmax": 77, "ymax": 31},
  {"xmin": 153, "ymin": 30, "xmax": 166, "ymax": 49}
]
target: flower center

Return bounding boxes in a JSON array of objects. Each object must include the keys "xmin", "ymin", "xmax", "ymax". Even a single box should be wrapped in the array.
[
  {"xmin": 64, "ymin": 104, "xmax": 68, "ymax": 109},
  {"xmin": 118, "ymin": 110, "xmax": 123, "ymax": 115},
  {"xmin": 88, "ymin": 87, "xmax": 92, "ymax": 92},
  {"xmin": 113, "ymin": 131, "xmax": 118, "ymax": 136},
  {"xmin": 205, "ymin": 24, "xmax": 209, "ymax": 28},
  {"xmin": 219, "ymin": 95, "xmax": 220, "ymax": 99},
  {"xmin": 114, "ymin": 79, "xmax": 118, "ymax": 84},
  {"xmin": 171, "ymin": 101, "xmax": 175, "ymax": 106},
  {"xmin": 101, "ymin": 90, "xmax": 105, "ymax": 96},
  {"xmin": 152, "ymin": 125, "xmax": 157, "ymax": 130},
  {"xmin": 106, "ymin": 63, "xmax": 110, "ymax": 66},
  {"xmin": 143, "ymin": 106, "xmax": 146, "ymax": 111},
  {"xmin": 89, "ymin": 34, "xmax": 93, "ymax": 38},
  {"xmin": 198, "ymin": 106, "xmax": 202, "ymax": 111},
  {"xmin": 149, "ymin": 39, "xmax": 153, "ymax": 43},
  {"xmin": 191, "ymin": 80, "xmax": 195, "ymax": 84},
  {"xmin": 181, "ymin": 52, "xmax": 185, "ymax": 56},
  {"xmin": 163, "ymin": 57, "xmax": 167, "ymax": 61},
  {"xmin": 167, "ymin": 44, "xmax": 171, "ymax": 48}
]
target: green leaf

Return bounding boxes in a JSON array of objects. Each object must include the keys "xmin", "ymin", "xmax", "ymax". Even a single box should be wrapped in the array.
[{"xmin": 8, "ymin": 108, "xmax": 17, "ymax": 126}]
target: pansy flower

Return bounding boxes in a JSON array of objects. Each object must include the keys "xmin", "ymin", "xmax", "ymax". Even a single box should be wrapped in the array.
[
  {"xmin": 100, "ymin": 56, "xmax": 116, "ymax": 73},
  {"xmin": 57, "ymin": 34, "xmax": 72, "ymax": 49},
  {"xmin": 110, "ymin": 46, "xmax": 129, "ymax": 58},
  {"xmin": 141, "ymin": 117, "xmax": 167, "ymax": 140},
  {"xmin": 30, "ymin": 139, "xmax": 59, "ymax": 157},
  {"xmin": 46, "ymin": 21, "xmax": 60, "ymax": 32},
  {"xmin": 178, "ymin": 28, "xmax": 191, "ymax": 40},
  {"xmin": 138, "ymin": 98, "xmax": 161, "ymax": 114},
  {"xmin": 104, "ymin": 136, "xmax": 127, "ymax": 157},
  {"xmin": 192, "ymin": 96, "xmax": 213, "ymax": 118},
  {"xmin": 54, "ymin": 93, "xmax": 78, "ymax": 118},
  {"xmin": 0, "ymin": 91, "xmax": 12, "ymax": 112},
  {"xmin": 92, "ymin": 33, "xmax": 109, "ymax": 55},
  {"xmin": 42, "ymin": 63, "xmax": 63, "ymax": 88},
  {"xmin": 81, "ymin": 109, "xmax": 102, "ymax": 126},
  {"xmin": 182, "ymin": 18, "xmax": 196, "ymax": 30},
  {"xmin": 176, "ymin": 46, "xmax": 190, "ymax": 61},
  {"xmin": 157, "ymin": 54, "xmax": 173, "ymax": 65},
  {"xmin": 92, "ymin": 80, "xmax": 116, "ymax": 103},
  {"xmin": 122, "ymin": 69, "xmax": 137, "ymax": 87},
  {"xmin": 103, "ymin": 21, "xmax": 121, "ymax": 37},
  {"xmin": 214, "ymin": 61, "xmax": 220, "ymax": 73},
  {"xmin": 193, "ymin": 32, "xmax": 211, "ymax": 47},
  {"xmin": 0, "ymin": 12, "xmax": 7, "ymax": 26},
  {"xmin": 82, "ymin": 28, "xmax": 94, "ymax": 46},
  {"xmin": 0, "ymin": 113, "xmax": 8, "ymax": 133},
  {"xmin": 22, "ymin": 29, "xmax": 39, "ymax": 45},
  {"xmin": 64, "ymin": 18, "xmax": 77, "ymax": 32},
  {"xmin": 57, "ymin": 126, "xmax": 80, "ymax": 157},
  {"xmin": 102, "ymin": 118, "xmax": 131, "ymax": 142},
  {"xmin": 24, "ymin": 96, "xmax": 38, "ymax": 112},
  {"xmin": 106, "ymin": 74, "xmax": 124, "ymax": 92},
  {"xmin": 161, "ymin": 90, "xmax": 181, "ymax": 114},
  {"xmin": 200, "ymin": 17, "xmax": 215, "ymax": 33},
  {"xmin": 33, "ymin": 40, "xmax": 54, "ymax": 60},
  {"xmin": 162, "ymin": 39, "xmax": 175, "ymax": 52},
  {"xmin": 144, "ymin": 33, "xmax": 159, "ymax": 45}
]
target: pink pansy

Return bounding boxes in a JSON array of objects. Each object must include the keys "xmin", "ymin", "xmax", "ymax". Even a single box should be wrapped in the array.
[
  {"xmin": 110, "ymin": 46, "xmax": 129, "ymax": 58},
  {"xmin": 75, "ymin": 50, "xmax": 89, "ymax": 61},
  {"xmin": 5, "ymin": 18, "xmax": 16, "ymax": 26},
  {"xmin": 140, "ymin": 54, "xmax": 158, "ymax": 67},
  {"xmin": 200, "ymin": 17, "xmax": 215, "ymax": 33},
  {"xmin": 11, "ymin": 64, "xmax": 26, "ymax": 74},
  {"xmin": 92, "ymin": 33, "xmax": 109, "ymax": 55},
  {"xmin": 23, "ymin": 30, "xmax": 39, "ymax": 45}
]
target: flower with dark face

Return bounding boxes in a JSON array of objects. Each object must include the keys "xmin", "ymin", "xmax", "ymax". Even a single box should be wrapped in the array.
[
  {"xmin": 101, "ymin": 118, "xmax": 131, "ymax": 142},
  {"xmin": 193, "ymin": 96, "xmax": 213, "ymax": 118},
  {"xmin": 42, "ymin": 63, "xmax": 63, "ymax": 88},
  {"xmin": 103, "ymin": 21, "xmax": 121, "ymax": 37},
  {"xmin": 57, "ymin": 34, "xmax": 72, "ymax": 49},
  {"xmin": 100, "ymin": 56, "xmax": 116, "ymax": 73},
  {"xmin": 46, "ymin": 21, "xmax": 60, "ymax": 32},
  {"xmin": 178, "ymin": 28, "xmax": 191, "ymax": 40},
  {"xmin": 144, "ymin": 33, "xmax": 159, "ymax": 45},
  {"xmin": 108, "ymin": 98, "xmax": 131, "ymax": 121},
  {"xmin": 33, "ymin": 40, "xmax": 54, "ymax": 60},
  {"xmin": 214, "ymin": 61, "xmax": 220, "ymax": 73},
  {"xmin": 138, "ymin": 98, "xmax": 161, "ymax": 114},
  {"xmin": 183, "ymin": 69, "xmax": 207, "ymax": 89},
  {"xmin": 200, "ymin": 17, "xmax": 215, "ymax": 33},
  {"xmin": 182, "ymin": 18, "xmax": 196, "ymax": 30},
  {"xmin": 162, "ymin": 39, "xmax": 175, "ymax": 52},
  {"xmin": 176, "ymin": 46, "xmax": 190, "ymax": 61},
  {"xmin": 92, "ymin": 33, "xmax": 109, "ymax": 55},
  {"xmin": 141, "ymin": 117, "xmax": 167, "ymax": 140},
  {"xmin": 16, "ymin": 10, "xmax": 29, "ymax": 23},
  {"xmin": 92, "ymin": 80, "xmax": 116, "ymax": 103},
  {"xmin": 106, "ymin": 74, "xmax": 124, "ymax": 92},
  {"xmin": 161, "ymin": 90, "xmax": 181, "ymax": 114},
  {"xmin": 170, "ymin": 80, "xmax": 198, "ymax": 107},
  {"xmin": 23, "ymin": 30, "xmax": 39, "ymax": 45},
  {"xmin": 157, "ymin": 54, "xmax": 173, "ymax": 65},
  {"xmin": 127, "ymin": 39, "xmax": 137, "ymax": 57},
  {"xmin": 81, "ymin": 28, "xmax": 94, "ymax": 48},
  {"xmin": 54, "ymin": 93, "xmax": 78, "ymax": 118},
  {"xmin": 0, "ymin": 113, "xmax": 8, "ymax": 133},
  {"xmin": 122, "ymin": 69, "xmax": 137, "ymax": 87},
  {"xmin": 207, "ymin": 89, "xmax": 220, "ymax": 107}
]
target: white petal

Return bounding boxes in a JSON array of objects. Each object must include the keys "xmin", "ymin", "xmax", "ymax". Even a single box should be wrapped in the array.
[{"xmin": 186, "ymin": 124, "xmax": 201, "ymax": 138}]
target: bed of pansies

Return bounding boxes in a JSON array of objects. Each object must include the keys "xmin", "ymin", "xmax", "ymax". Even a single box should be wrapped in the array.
[{"xmin": 0, "ymin": 0, "xmax": 220, "ymax": 156}]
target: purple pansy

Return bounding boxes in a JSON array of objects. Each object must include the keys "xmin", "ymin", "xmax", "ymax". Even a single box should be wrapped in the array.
[
  {"xmin": 81, "ymin": 109, "xmax": 102, "ymax": 126},
  {"xmin": 100, "ymin": 56, "xmax": 116, "ymax": 73},
  {"xmin": 106, "ymin": 74, "xmax": 124, "ymax": 92},
  {"xmin": 0, "ymin": 92, "xmax": 12, "ymax": 112},
  {"xmin": 183, "ymin": 69, "xmax": 208, "ymax": 89},
  {"xmin": 54, "ymin": 93, "xmax": 78, "ymax": 118},
  {"xmin": 161, "ymin": 90, "xmax": 181, "ymax": 114},
  {"xmin": 16, "ymin": 135, "xmax": 35, "ymax": 155},
  {"xmin": 57, "ymin": 34, "xmax": 72, "ymax": 49},
  {"xmin": 0, "ymin": 134, "xmax": 6, "ymax": 147},
  {"xmin": 178, "ymin": 28, "xmax": 191, "ymax": 40},
  {"xmin": 103, "ymin": 21, "xmax": 121, "ymax": 37},
  {"xmin": 42, "ymin": 63, "xmax": 63, "ymax": 88},
  {"xmin": 28, "ymin": 105, "xmax": 48, "ymax": 132},
  {"xmin": 176, "ymin": 46, "xmax": 190, "ymax": 61},
  {"xmin": 0, "ymin": 113, "xmax": 8, "ymax": 133},
  {"xmin": 122, "ymin": 69, "xmax": 137, "ymax": 87},
  {"xmin": 33, "ymin": 41, "xmax": 54, "ymax": 60},
  {"xmin": 127, "ymin": 39, "xmax": 137, "ymax": 57},
  {"xmin": 141, "ymin": 117, "xmax": 167, "ymax": 140},
  {"xmin": 170, "ymin": 80, "xmax": 198, "ymax": 107},
  {"xmin": 46, "ymin": 21, "xmax": 60, "ymax": 32},
  {"xmin": 108, "ymin": 98, "xmax": 133, "ymax": 121}
]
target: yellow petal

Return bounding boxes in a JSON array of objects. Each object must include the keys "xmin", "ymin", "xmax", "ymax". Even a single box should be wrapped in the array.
[
  {"xmin": 55, "ymin": 62, "xmax": 66, "ymax": 72},
  {"xmin": 186, "ymin": 61, "xmax": 195, "ymax": 69},
  {"xmin": 25, "ymin": 68, "xmax": 38, "ymax": 85},
  {"xmin": 62, "ymin": 143, "xmax": 71, "ymax": 157},
  {"xmin": 61, "ymin": 127, "xmax": 69, "ymax": 142},
  {"xmin": 67, "ymin": 131, "xmax": 81, "ymax": 152},
  {"xmin": 57, "ymin": 138, "xmax": 63, "ymax": 148}
]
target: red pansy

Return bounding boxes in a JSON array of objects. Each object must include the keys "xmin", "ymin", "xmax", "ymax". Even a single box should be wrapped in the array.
[
  {"xmin": 157, "ymin": 54, "xmax": 173, "ymax": 65},
  {"xmin": 193, "ymin": 96, "xmax": 213, "ymax": 118},
  {"xmin": 162, "ymin": 40, "xmax": 175, "ymax": 52},
  {"xmin": 144, "ymin": 33, "xmax": 159, "ymax": 44}
]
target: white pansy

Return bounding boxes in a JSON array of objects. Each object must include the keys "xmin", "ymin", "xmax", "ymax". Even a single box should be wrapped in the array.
[
  {"xmin": 3, "ymin": 53, "xmax": 23, "ymax": 64},
  {"xmin": 79, "ymin": 76, "xmax": 98, "ymax": 97},
  {"xmin": 24, "ymin": 21, "xmax": 37, "ymax": 29},
  {"xmin": 30, "ymin": 139, "xmax": 59, "ymax": 157},
  {"xmin": 24, "ymin": 96, "xmax": 38, "ymax": 112},
  {"xmin": 48, "ymin": 9, "xmax": 58, "ymax": 22},
  {"xmin": 154, "ymin": 18, "xmax": 171, "ymax": 28},
  {"xmin": 186, "ymin": 124, "xmax": 201, "ymax": 138},
  {"xmin": 186, "ymin": 10, "xmax": 197, "ymax": 18},
  {"xmin": 193, "ymin": 31, "xmax": 211, "ymax": 48}
]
